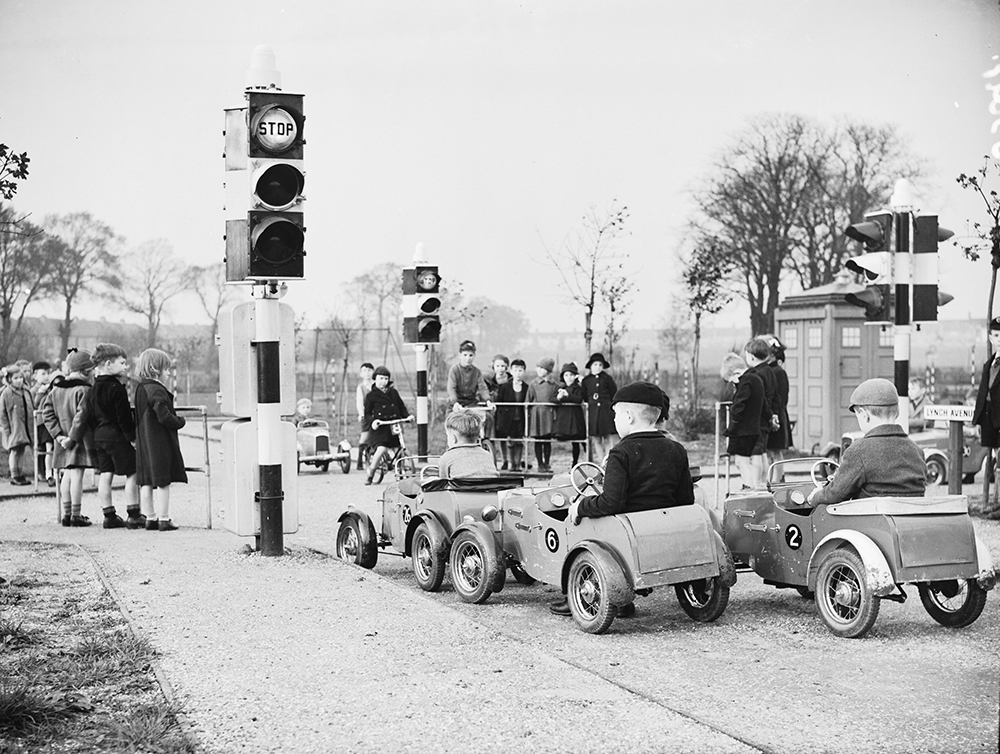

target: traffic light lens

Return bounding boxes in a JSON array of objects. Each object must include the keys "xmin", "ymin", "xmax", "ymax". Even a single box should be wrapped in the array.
[
  {"xmin": 251, "ymin": 106, "xmax": 300, "ymax": 154},
  {"xmin": 255, "ymin": 164, "xmax": 304, "ymax": 210},
  {"xmin": 419, "ymin": 296, "xmax": 441, "ymax": 314},
  {"xmin": 252, "ymin": 217, "xmax": 304, "ymax": 266},
  {"xmin": 418, "ymin": 318, "xmax": 441, "ymax": 340}
]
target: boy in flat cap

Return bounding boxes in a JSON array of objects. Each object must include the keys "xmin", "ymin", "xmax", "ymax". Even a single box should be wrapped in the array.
[
  {"xmin": 809, "ymin": 378, "xmax": 925, "ymax": 505},
  {"xmin": 550, "ymin": 382, "xmax": 695, "ymax": 617}
]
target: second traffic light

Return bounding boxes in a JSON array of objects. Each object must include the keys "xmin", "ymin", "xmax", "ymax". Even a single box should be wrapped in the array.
[
  {"xmin": 844, "ymin": 251, "xmax": 893, "ymax": 323},
  {"xmin": 402, "ymin": 265, "xmax": 441, "ymax": 344},
  {"xmin": 224, "ymin": 90, "xmax": 306, "ymax": 282}
]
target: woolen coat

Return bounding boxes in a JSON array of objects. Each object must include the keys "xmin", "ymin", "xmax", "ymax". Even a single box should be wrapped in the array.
[
  {"xmin": 553, "ymin": 381, "xmax": 586, "ymax": 440},
  {"xmin": 765, "ymin": 362, "xmax": 791, "ymax": 450},
  {"xmin": 0, "ymin": 385, "xmax": 34, "ymax": 450},
  {"xmin": 581, "ymin": 371, "xmax": 617, "ymax": 437},
  {"xmin": 494, "ymin": 380, "xmax": 528, "ymax": 439},
  {"xmin": 135, "ymin": 379, "xmax": 187, "ymax": 487},
  {"xmin": 364, "ymin": 383, "xmax": 409, "ymax": 447},
  {"xmin": 526, "ymin": 375, "xmax": 558, "ymax": 437},
  {"xmin": 42, "ymin": 376, "xmax": 97, "ymax": 469}
]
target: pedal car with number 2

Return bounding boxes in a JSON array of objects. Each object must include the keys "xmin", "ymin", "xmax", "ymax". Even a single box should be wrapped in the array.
[{"xmin": 722, "ymin": 458, "xmax": 996, "ymax": 638}]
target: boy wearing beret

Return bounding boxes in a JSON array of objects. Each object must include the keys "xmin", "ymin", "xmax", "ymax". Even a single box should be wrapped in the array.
[
  {"xmin": 809, "ymin": 378, "xmax": 925, "ymax": 505},
  {"xmin": 551, "ymin": 382, "xmax": 694, "ymax": 617}
]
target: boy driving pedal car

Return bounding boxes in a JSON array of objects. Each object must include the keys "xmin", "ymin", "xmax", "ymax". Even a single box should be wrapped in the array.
[
  {"xmin": 550, "ymin": 382, "xmax": 695, "ymax": 618},
  {"xmin": 808, "ymin": 378, "xmax": 926, "ymax": 505}
]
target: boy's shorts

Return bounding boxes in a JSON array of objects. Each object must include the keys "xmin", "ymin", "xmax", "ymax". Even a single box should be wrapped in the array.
[{"xmin": 94, "ymin": 440, "xmax": 136, "ymax": 476}]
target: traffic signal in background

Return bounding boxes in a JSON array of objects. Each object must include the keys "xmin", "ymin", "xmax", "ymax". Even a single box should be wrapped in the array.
[
  {"xmin": 844, "ymin": 251, "xmax": 893, "ymax": 323},
  {"xmin": 402, "ymin": 265, "xmax": 442, "ymax": 344},
  {"xmin": 224, "ymin": 91, "xmax": 306, "ymax": 282},
  {"xmin": 844, "ymin": 211, "xmax": 892, "ymax": 252},
  {"xmin": 911, "ymin": 214, "xmax": 954, "ymax": 322}
]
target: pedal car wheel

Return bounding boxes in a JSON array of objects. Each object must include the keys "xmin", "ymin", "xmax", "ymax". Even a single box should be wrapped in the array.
[
  {"xmin": 320, "ymin": 461, "xmax": 331, "ymax": 473},
  {"xmin": 411, "ymin": 522, "xmax": 446, "ymax": 592},
  {"xmin": 567, "ymin": 551, "xmax": 618, "ymax": 634},
  {"xmin": 924, "ymin": 458, "xmax": 946, "ymax": 487},
  {"xmin": 336, "ymin": 518, "xmax": 376, "ymax": 569},
  {"xmin": 509, "ymin": 563, "xmax": 536, "ymax": 586},
  {"xmin": 450, "ymin": 529, "xmax": 501, "ymax": 604},
  {"xmin": 917, "ymin": 580, "xmax": 988, "ymax": 628},
  {"xmin": 675, "ymin": 578, "xmax": 730, "ymax": 622},
  {"xmin": 340, "ymin": 457, "xmax": 351, "ymax": 474},
  {"xmin": 815, "ymin": 548, "xmax": 880, "ymax": 638}
]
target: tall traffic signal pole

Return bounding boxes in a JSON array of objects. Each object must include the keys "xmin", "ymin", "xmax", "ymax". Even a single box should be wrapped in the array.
[{"xmin": 402, "ymin": 242, "xmax": 441, "ymax": 459}]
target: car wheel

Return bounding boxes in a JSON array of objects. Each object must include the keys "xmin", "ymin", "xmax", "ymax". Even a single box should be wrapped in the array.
[
  {"xmin": 675, "ymin": 578, "xmax": 730, "ymax": 622},
  {"xmin": 450, "ymin": 529, "xmax": 502, "ymax": 604},
  {"xmin": 567, "ymin": 551, "xmax": 619, "ymax": 634},
  {"xmin": 320, "ymin": 461, "xmax": 330, "ymax": 473},
  {"xmin": 925, "ymin": 457, "xmax": 946, "ymax": 487},
  {"xmin": 815, "ymin": 548, "xmax": 880, "ymax": 638},
  {"xmin": 411, "ymin": 522, "xmax": 446, "ymax": 592},
  {"xmin": 509, "ymin": 562, "xmax": 536, "ymax": 586},
  {"xmin": 917, "ymin": 580, "xmax": 988, "ymax": 628},
  {"xmin": 340, "ymin": 457, "xmax": 351, "ymax": 474},
  {"xmin": 336, "ymin": 518, "xmax": 377, "ymax": 569}
]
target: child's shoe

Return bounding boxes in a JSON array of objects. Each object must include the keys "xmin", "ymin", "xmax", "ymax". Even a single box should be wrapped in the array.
[
  {"xmin": 125, "ymin": 513, "xmax": 147, "ymax": 530},
  {"xmin": 61, "ymin": 515, "xmax": 72, "ymax": 527},
  {"xmin": 103, "ymin": 514, "xmax": 126, "ymax": 529},
  {"xmin": 158, "ymin": 519, "xmax": 179, "ymax": 532},
  {"xmin": 46, "ymin": 476, "xmax": 56, "ymax": 487},
  {"xmin": 145, "ymin": 519, "xmax": 159, "ymax": 531},
  {"xmin": 10, "ymin": 476, "xmax": 29, "ymax": 486},
  {"xmin": 71, "ymin": 515, "xmax": 92, "ymax": 527}
]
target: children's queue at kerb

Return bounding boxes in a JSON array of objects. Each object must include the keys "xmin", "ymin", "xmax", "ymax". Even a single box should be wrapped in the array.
[{"xmin": 1, "ymin": 345, "xmax": 188, "ymax": 531}]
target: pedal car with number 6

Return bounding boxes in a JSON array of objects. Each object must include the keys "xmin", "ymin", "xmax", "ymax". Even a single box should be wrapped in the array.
[{"xmin": 722, "ymin": 457, "xmax": 996, "ymax": 638}]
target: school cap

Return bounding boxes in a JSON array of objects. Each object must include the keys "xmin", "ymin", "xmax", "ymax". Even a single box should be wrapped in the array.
[
  {"xmin": 990, "ymin": 317, "xmax": 1000, "ymax": 331},
  {"xmin": 848, "ymin": 378, "xmax": 898, "ymax": 413},
  {"xmin": 459, "ymin": 340, "xmax": 476, "ymax": 353},
  {"xmin": 32, "ymin": 361, "xmax": 51, "ymax": 371},
  {"xmin": 536, "ymin": 357, "xmax": 555, "ymax": 372},
  {"xmin": 612, "ymin": 381, "xmax": 664, "ymax": 408}
]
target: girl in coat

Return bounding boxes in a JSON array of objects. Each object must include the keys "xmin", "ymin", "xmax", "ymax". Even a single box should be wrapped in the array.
[
  {"xmin": 134, "ymin": 349, "xmax": 187, "ymax": 531},
  {"xmin": 553, "ymin": 363, "xmax": 586, "ymax": 467},
  {"xmin": 0, "ymin": 364, "xmax": 34, "ymax": 485},
  {"xmin": 43, "ymin": 349, "xmax": 98, "ymax": 526},
  {"xmin": 581, "ymin": 353, "xmax": 618, "ymax": 462},
  {"xmin": 527, "ymin": 357, "xmax": 558, "ymax": 473},
  {"xmin": 363, "ymin": 366, "xmax": 413, "ymax": 485}
]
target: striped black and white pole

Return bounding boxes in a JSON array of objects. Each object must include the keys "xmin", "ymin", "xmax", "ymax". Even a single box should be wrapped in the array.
[
  {"xmin": 255, "ymin": 284, "xmax": 284, "ymax": 556},
  {"xmin": 415, "ymin": 345, "xmax": 428, "ymax": 459},
  {"xmin": 890, "ymin": 179, "xmax": 913, "ymax": 433}
]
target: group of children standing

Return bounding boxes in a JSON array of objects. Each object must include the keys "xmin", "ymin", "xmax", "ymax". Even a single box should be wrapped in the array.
[{"xmin": 1, "ymin": 344, "xmax": 188, "ymax": 530}]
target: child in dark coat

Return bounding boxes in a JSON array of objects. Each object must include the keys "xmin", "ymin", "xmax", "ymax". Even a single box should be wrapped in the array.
[
  {"xmin": 495, "ymin": 359, "xmax": 528, "ymax": 471},
  {"xmin": 553, "ymin": 363, "xmax": 586, "ymax": 467},
  {"xmin": 134, "ymin": 349, "xmax": 187, "ymax": 531},
  {"xmin": 44, "ymin": 349, "xmax": 98, "ymax": 526},
  {"xmin": 0, "ymin": 365, "xmax": 34, "ymax": 485},
  {"xmin": 581, "ymin": 353, "xmax": 618, "ymax": 462},
  {"xmin": 527, "ymin": 358, "xmax": 558, "ymax": 473},
  {"xmin": 363, "ymin": 366, "xmax": 413, "ymax": 485},
  {"xmin": 721, "ymin": 352, "xmax": 765, "ymax": 489}
]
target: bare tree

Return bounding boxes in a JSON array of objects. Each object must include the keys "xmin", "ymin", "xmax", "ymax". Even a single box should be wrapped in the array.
[
  {"xmin": 657, "ymin": 295, "xmax": 694, "ymax": 385},
  {"xmin": 542, "ymin": 201, "xmax": 631, "ymax": 354},
  {"xmin": 682, "ymin": 234, "xmax": 734, "ymax": 404},
  {"xmin": 689, "ymin": 115, "xmax": 922, "ymax": 334},
  {"xmin": 191, "ymin": 262, "xmax": 241, "ymax": 371},
  {"xmin": 44, "ymin": 212, "xmax": 120, "ymax": 354},
  {"xmin": 350, "ymin": 262, "xmax": 402, "ymax": 358},
  {"xmin": 112, "ymin": 239, "xmax": 193, "ymax": 348},
  {"xmin": 600, "ymin": 276, "xmax": 634, "ymax": 363},
  {"xmin": 0, "ymin": 206, "xmax": 61, "ymax": 363}
]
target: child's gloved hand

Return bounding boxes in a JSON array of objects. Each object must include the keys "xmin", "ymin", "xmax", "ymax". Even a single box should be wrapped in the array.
[{"xmin": 567, "ymin": 501, "xmax": 581, "ymax": 526}]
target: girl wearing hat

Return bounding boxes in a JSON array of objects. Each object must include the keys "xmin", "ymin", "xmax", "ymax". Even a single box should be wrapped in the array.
[
  {"xmin": 581, "ymin": 353, "xmax": 618, "ymax": 461},
  {"xmin": 0, "ymin": 364, "xmax": 34, "ymax": 485},
  {"xmin": 527, "ymin": 358, "xmax": 558, "ymax": 473},
  {"xmin": 362, "ymin": 366, "xmax": 413, "ymax": 485},
  {"xmin": 553, "ymin": 363, "xmax": 586, "ymax": 466},
  {"xmin": 42, "ymin": 349, "xmax": 97, "ymax": 525}
]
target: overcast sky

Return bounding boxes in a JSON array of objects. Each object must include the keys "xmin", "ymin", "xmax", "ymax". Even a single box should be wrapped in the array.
[{"xmin": 2, "ymin": 0, "xmax": 998, "ymax": 334}]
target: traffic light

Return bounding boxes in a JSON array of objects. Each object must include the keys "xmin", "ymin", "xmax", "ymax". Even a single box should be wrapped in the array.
[
  {"xmin": 402, "ymin": 265, "xmax": 442, "ymax": 344},
  {"xmin": 845, "ymin": 211, "xmax": 892, "ymax": 252},
  {"xmin": 224, "ymin": 91, "xmax": 306, "ymax": 282},
  {"xmin": 911, "ymin": 214, "xmax": 954, "ymax": 322},
  {"xmin": 844, "ymin": 251, "xmax": 893, "ymax": 323}
]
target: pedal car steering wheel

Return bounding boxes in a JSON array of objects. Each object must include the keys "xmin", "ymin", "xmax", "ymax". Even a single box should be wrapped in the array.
[
  {"xmin": 570, "ymin": 462, "xmax": 604, "ymax": 497},
  {"xmin": 810, "ymin": 459, "xmax": 839, "ymax": 488}
]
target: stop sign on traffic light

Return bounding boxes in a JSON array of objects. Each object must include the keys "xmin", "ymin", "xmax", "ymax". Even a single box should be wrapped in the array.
[{"xmin": 224, "ymin": 91, "xmax": 306, "ymax": 282}]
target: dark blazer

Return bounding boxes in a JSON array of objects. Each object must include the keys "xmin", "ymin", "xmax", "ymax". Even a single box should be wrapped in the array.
[
  {"xmin": 581, "ymin": 372, "xmax": 617, "ymax": 436},
  {"xmin": 749, "ymin": 363, "xmax": 775, "ymax": 435},
  {"xmin": 766, "ymin": 362, "xmax": 791, "ymax": 450},
  {"xmin": 726, "ymin": 371, "xmax": 765, "ymax": 438},
  {"xmin": 494, "ymin": 380, "xmax": 528, "ymax": 438},
  {"xmin": 87, "ymin": 375, "xmax": 136, "ymax": 444},
  {"xmin": 135, "ymin": 379, "xmax": 187, "ymax": 487},
  {"xmin": 972, "ymin": 357, "xmax": 1000, "ymax": 447},
  {"xmin": 577, "ymin": 430, "xmax": 694, "ymax": 518},
  {"xmin": 552, "ymin": 381, "xmax": 586, "ymax": 440}
]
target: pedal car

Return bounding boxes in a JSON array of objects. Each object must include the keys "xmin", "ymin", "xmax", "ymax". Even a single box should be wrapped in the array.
[
  {"xmin": 335, "ymin": 464, "xmax": 527, "ymax": 588},
  {"xmin": 296, "ymin": 419, "xmax": 352, "ymax": 474},
  {"xmin": 722, "ymin": 458, "xmax": 996, "ymax": 638}
]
